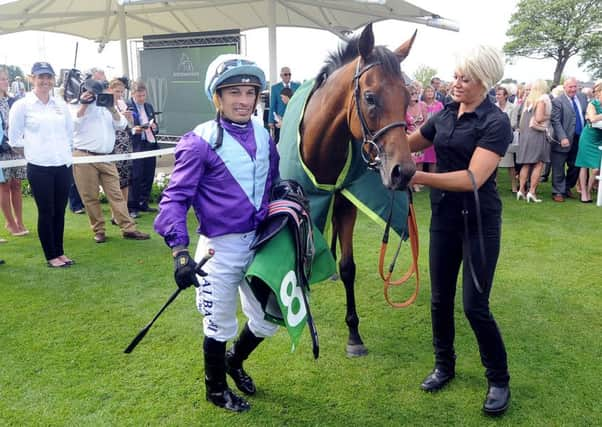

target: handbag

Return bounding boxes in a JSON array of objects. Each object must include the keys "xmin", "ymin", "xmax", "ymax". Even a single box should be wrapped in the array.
[
  {"xmin": 529, "ymin": 116, "xmax": 547, "ymax": 132},
  {"xmin": 507, "ymin": 130, "xmax": 520, "ymax": 153},
  {"xmin": 545, "ymin": 126, "xmax": 559, "ymax": 144},
  {"xmin": 529, "ymin": 116, "xmax": 558, "ymax": 143},
  {"xmin": 0, "ymin": 135, "xmax": 11, "ymax": 154},
  {"xmin": 591, "ymin": 120, "xmax": 602, "ymax": 129}
]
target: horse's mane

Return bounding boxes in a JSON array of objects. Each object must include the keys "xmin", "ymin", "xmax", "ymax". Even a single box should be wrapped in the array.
[{"xmin": 312, "ymin": 34, "xmax": 401, "ymax": 91}]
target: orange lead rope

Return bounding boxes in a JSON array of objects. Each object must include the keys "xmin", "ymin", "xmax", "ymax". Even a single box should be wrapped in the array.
[{"xmin": 378, "ymin": 192, "xmax": 420, "ymax": 308}]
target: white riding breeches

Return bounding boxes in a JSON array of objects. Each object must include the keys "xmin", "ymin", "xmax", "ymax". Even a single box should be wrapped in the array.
[{"xmin": 194, "ymin": 232, "xmax": 279, "ymax": 342}]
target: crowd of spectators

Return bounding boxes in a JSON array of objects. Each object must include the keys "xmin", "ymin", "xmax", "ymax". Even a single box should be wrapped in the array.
[
  {"xmin": 405, "ymin": 75, "xmax": 602, "ymax": 204},
  {"xmin": 1, "ymin": 61, "xmax": 601, "ymax": 267},
  {"xmin": 1, "ymin": 63, "xmax": 155, "ymax": 267}
]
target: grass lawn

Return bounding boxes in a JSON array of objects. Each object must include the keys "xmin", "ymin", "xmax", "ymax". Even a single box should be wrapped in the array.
[{"xmin": 0, "ymin": 171, "xmax": 600, "ymax": 426}]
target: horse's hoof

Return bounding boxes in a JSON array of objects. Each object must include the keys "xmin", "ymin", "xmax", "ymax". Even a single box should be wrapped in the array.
[
  {"xmin": 346, "ymin": 344, "xmax": 368, "ymax": 357},
  {"xmin": 329, "ymin": 273, "xmax": 339, "ymax": 281}
]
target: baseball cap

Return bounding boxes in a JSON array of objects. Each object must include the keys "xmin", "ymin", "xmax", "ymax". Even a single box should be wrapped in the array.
[{"xmin": 31, "ymin": 62, "xmax": 56, "ymax": 76}]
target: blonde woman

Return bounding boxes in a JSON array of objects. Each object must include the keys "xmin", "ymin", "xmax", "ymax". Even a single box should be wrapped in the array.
[
  {"xmin": 0, "ymin": 68, "xmax": 28, "ymax": 237},
  {"xmin": 406, "ymin": 81, "xmax": 428, "ymax": 191},
  {"xmin": 516, "ymin": 79, "xmax": 551, "ymax": 202},
  {"xmin": 422, "ymin": 85, "xmax": 444, "ymax": 173},
  {"xmin": 408, "ymin": 45, "xmax": 512, "ymax": 416}
]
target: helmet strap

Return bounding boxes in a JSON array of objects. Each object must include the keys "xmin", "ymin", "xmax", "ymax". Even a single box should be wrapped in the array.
[{"xmin": 214, "ymin": 111, "xmax": 224, "ymax": 149}]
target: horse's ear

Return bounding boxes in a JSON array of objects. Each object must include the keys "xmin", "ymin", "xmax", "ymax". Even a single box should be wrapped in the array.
[
  {"xmin": 394, "ymin": 30, "xmax": 417, "ymax": 63},
  {"xmin": 358, "ymin": 23, "xmax": 375, "ymax": 60}
]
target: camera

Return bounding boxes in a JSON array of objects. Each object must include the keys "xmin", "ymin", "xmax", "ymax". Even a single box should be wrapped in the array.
[
  {"xmin": 96, "ymin": 93, "xmax": 114, "ymax": 108},
  {"xmin": 79, "ymin": 78, "xmax": 112, "ymax": 106}
]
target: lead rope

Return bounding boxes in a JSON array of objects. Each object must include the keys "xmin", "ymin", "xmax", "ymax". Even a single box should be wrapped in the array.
[
  {"xmin": 462, "ymin": 169, "xmax": 487, "ymax": 294},
  {"xmin": 378, "ymin": 189, "xmax": 420, "ymax": 308}
]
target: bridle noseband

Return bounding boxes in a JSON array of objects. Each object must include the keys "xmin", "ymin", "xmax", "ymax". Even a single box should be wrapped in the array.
[{"xmin": 352, "ymin": 59, "xmax": 407, "ymax": 170}]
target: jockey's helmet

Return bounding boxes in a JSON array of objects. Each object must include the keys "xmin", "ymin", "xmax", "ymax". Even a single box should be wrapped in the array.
[{"xmin": 204, "ymin": 54, "xmax": 266, "ymax": 101}]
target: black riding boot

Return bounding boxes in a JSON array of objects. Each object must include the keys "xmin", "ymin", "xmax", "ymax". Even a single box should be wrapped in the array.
[
  {"xmin": 203, "ymin": 337, "xmax": 250, "ymax": 412},
  {"xmin": 226, "ymin": 323, "xmax": 264, "ymax": 395}
]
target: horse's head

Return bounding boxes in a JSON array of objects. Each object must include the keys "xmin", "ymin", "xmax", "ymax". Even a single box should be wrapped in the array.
[{"xmin": 349, "ymin": 24, "xmax": 417, "ymax": 190}]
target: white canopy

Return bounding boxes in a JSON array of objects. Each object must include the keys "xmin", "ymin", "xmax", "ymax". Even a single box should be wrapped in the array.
[{"xmin": 0, "ymin": 0, "xmax": 458, "ymax": 79}]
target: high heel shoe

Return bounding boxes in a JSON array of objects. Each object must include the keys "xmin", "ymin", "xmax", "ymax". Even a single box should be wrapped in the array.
[
  {"xmin": 526, "ymin": 192, "xmax": 542, "ymax": 203},
  {"xmin": 516, "ymin": 191, "xmax": 526, "ymax": 201}
]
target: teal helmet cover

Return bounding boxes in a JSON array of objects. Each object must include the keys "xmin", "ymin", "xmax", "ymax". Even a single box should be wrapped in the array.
[{"xmin": 205, "ymin": 54, "xmax": 266, "ymax": 101}]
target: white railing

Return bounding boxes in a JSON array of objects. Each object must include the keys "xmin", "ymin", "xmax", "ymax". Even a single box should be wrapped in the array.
[{"xmin": 596, "ymin": 147, "xmax": 602, "ymax": 207}]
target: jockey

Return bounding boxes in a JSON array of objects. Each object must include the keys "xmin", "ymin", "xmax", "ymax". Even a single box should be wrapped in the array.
[{"xmin": 154, "ymin": 54, "xmax": 280, "ymax": 413}]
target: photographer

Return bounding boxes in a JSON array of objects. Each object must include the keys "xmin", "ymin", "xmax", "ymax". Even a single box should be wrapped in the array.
[{"xmin": 71, "ymin": 68, "xmax": 150, "ymax": 244}]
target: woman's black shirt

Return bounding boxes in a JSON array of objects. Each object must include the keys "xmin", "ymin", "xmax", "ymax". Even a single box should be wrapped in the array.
[{"xmin": 420, "ymin": 96, "xmax": 512, "ymax": 230}]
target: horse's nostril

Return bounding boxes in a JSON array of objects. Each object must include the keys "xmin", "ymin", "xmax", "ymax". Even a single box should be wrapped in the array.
[
  {"xmin": 391, "ymin": 164, "xmax": 404, "ymax": 189},
  {"xmin": 391, "ymin": 163, "xmax": 415, "ymax": 190}
]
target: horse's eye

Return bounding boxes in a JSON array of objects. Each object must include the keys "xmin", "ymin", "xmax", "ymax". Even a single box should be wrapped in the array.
[{"xmin": 364, "ymin": 92, "xmax": 377, "ymax": 106}]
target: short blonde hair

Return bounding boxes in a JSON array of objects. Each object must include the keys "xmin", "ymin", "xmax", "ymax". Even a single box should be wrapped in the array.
[
  {"xmin": 593, "ymin": 79, "xmax": 602, "ymax": 95},
  {"xmin": 455, "ymin": 45, "xmax": 505, "ymax": 95},
  {"xmin": 551, "ymin": 85, "xmax": 565, "ymax": 98}
]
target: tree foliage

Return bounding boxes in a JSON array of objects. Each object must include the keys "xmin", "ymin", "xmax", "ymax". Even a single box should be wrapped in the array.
[
  {"xmin": 0, "ymin": 64, "xmax": 25, "ymax": 82},
  {"xmin": 504, "ymin": 0, "xmax": 602, "ymax": 85},
  {"xmin": 579, "ymin": 31, "xmax": 602, "ymax": 78},
  {"xmin": 412, "ymin": 64, "xmax": 438, "ymax": 88}
]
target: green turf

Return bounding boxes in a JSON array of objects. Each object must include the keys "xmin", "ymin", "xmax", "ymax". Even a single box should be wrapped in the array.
[{"xmin": 0, "ymin": 172, "xmax": 600, "ymax": 426}]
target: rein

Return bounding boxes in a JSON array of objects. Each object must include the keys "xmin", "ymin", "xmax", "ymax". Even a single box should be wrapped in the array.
[
  {"xmin": 378, "ymin": 189, "xmax": 420, "ymax": 308},
  {"xmin": 352, "ymin": 59, "xmax": 407, "ymax": 170},
  {"xmin": 462, "ymin": 169, "xmax": 487, "ymax": 294},
  {"xmin": 350, "ymin": 58, "xmax": 417, "ymax": 307}
]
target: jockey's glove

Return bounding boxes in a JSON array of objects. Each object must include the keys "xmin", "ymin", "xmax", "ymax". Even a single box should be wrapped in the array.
[{"xmin": 173, "ymin": 250, "xmax": 201, "ymax": 290}]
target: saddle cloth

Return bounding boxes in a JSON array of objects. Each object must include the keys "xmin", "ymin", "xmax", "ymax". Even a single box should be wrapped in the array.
[{"xmin": 245, "ymin": 222, "xmax": 335, "ymax": 350}]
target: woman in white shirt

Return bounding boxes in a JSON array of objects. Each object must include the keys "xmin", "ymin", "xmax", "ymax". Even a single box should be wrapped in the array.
[{"xmin": 9, "ymin": 62, "xmax": 75, "ymax": 268}]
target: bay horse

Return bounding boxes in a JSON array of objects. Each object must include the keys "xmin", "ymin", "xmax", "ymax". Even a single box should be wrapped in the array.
[{"xmin": 278, "ymin": 24, "xmax": 417, "ymax": 357}]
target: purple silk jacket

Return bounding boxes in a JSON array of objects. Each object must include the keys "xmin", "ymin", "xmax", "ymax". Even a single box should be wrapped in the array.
[{"xmin": 154, "ymin": 118, "xmax": 279, "ymax": 248}]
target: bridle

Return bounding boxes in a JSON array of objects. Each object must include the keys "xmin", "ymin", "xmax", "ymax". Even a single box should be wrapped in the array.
[
  {"xmin": 349, "ymin": 58, "xmax": 420, "ymax": 308},
  {"xmin": 351, "ymin": 59, "xmax": 407, "ymax": 170}
]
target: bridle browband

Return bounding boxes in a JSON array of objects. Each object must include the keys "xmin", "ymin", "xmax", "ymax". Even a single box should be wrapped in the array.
[{"xmin": 352, "ymin": 59, "xmax": 407, "ymax": 170}]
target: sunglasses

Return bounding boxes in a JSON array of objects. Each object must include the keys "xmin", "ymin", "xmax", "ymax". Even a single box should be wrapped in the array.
[
  {"xmin": 215, "ymin": 59, "xmax": 256, "ymax": 77},
  {"xmin": 282, "ymin": 73, "xmax": 291, "ymax": 76}
]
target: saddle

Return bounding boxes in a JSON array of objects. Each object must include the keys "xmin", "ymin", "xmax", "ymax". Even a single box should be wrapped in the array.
[{"xmin": 251, "ymin": 179, "xmax": 315, "ymax": 288}]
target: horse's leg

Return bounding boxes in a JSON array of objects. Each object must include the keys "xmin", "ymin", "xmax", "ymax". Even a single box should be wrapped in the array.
[
  {"xmin": 333, "ymin": 194, "xmax": 367, "ymax": 357},
  {"xmin": 329, "ymin": 223, "xmax": 339, "ymax": 281}
]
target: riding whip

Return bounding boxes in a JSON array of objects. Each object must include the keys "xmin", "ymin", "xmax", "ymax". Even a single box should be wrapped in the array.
[{"xmin": 124, "ymin": 249, "xmax": 214, "ymax": 354}]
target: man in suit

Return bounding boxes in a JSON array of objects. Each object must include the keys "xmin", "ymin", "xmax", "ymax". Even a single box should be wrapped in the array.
[
  {"xmin": 430, "ymin": 76, "xmax": 446, "ymax": 103},
  {"xmin": 268, "ymin": 66, "xmax": 300, "ymax": 143},
  {"xmin": 550, "ymin": 77, "xmax": 588, "ymax": 202},
  {"xmin": 127, "ymin": 80, "xmax": 159, "ymax": 217}
]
